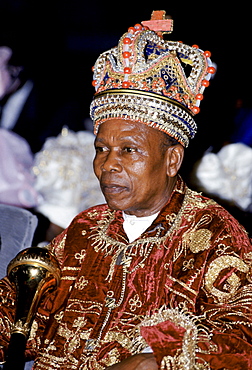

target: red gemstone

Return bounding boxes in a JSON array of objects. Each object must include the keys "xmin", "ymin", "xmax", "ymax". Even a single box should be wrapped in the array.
[
  {"xmin": 122, "ymin": 81, "xmax": 130, "ymax": 88},
  {"xmin": 207, "ymin": 66, "xmax": 216, "ymax": 74},
  {"xmin": 124, "ymin": 67, "xmax": 131, "ymax": 74},
  {"xmin": 204, "ymin": 50, "xmax": 211, "ymax": 58},
  {"xmin": 123, "ymin": 37, "xmax": 132, "ymax": 45},
  {"xmin": 128, "ymin": 27, "xmax": 135, "ymax": 34},
  {"xmin": 92, "ymin": 80, "xmax": 97, "ymax": 86},
  {"xmin": 134, "ymin": 23, "xmax": 142, "ymax": 30},
  {"xmin": 123, "ymin": 51, "xmax": 131, "ymax": 58},
  {"xmin": 202, "ymin": 79, "xmax": 210, "ymax": 87},
  {"xmin": 192, "ymin": 44, "xmax": 199, "ymax": 49},
  {"xmin": 192, "ymin": 106, "xmax": 200, "ymax": 114},
  {"xmin": 196, "ymin": 93, "xmax": 203, "ymax": 101}
]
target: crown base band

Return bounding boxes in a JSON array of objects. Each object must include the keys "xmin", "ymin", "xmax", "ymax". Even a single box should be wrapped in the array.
[
  {"xmin": 94, "ymin": 89, "xmax": 193, "ymax": 116},
  {"xmin": 90, "ymin": 91, "xmax": 197, "ymax": 147}
]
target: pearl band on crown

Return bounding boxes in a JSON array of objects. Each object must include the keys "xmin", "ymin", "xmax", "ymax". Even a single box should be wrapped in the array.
[{"xmin": 90, "ymin": 89, "xmax": 197, "ymax": 147}]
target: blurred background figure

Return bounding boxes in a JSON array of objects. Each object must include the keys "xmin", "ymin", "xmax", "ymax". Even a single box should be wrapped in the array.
[
  {"xmin": 0, "ymin": 128, "xmax": 40, "ymax": 209},
  {"xmin": 0, "ymin": 128, "xmax": 39, "ymax": 294},
  {"xmin": 191, "ymin": 142, "xmax": 252, "ymax": 236},
  {"xmin": 0, "ymin": 41, "xmax": 85, "ymax": 154},
  {"xmin": 0, "ymin": 46, "xmax": 24, "ymax": 100},
  {"xmin": 32, "ymin": 128, "xmax": 105, "ymax": 245}
]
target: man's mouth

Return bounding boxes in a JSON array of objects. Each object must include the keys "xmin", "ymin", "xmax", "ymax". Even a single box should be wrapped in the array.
[{"xmin": 101, "ymin": 183, "xmax": 127, "ymax": 194}]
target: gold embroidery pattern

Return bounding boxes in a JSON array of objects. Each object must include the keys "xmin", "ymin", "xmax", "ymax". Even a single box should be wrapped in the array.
[
  {"xmin": 78, "ymin": 358, "xmax": 104, "ymax": 370},
  {"xmin": 87, "ymin": 210, "xmax": 100, "ymax": 219},
  {"xmin": 204, "ymin": 255, "xmax": 249, "ymax": 302},
  {"xmin": 165, "ymin": 212, "xmax": 177, "ymax": 225},
  {"xmin": 161, "ymin": 356, "xmax": 210, "ymax": 370},
  {"xmin": 166, "ymin": 275, "xmax": 197, "ymax": 296},
  {"xmin": 75, "ymin": 276, "xmax": 89, "ymax": 290},
  {"xmin": 188, "ymin": 228, "xmax": 212, "ymax": 254},
  {"xmin": 57, "ymin": 316, "xmax": 92, "ymax": 356},
  {"xmin": 184, "ymin": 190, "xmax": 216, "ymax": 210},
  {"xmin": 215, "ymin": 243, "xmax": 232, "ymax": 256},
  {"xmin": 129, "ymin": 294, "xmax": 142, "ymax": 312},
  {"xmin": 29, "ymin": 319, "xmax": 38, "ymax": 340},
  {"xmin": 182, "ymin": 258, "xmax": 194, "ymax": 271},
  {"xmin": 62, "ymin": 266, "xmax": 81, "ymax": 271},
  {"xmin": 99, "ymin": 348, "xmax": 121, "ymax": 368},
  {"xmin": 50, "ymin": 233, "xmax": 67, "ymax": 266},
  {"xmin": 54, "ymin": 310, "xmax": 64, "ymax": 322},
  {"xmin": 75, "ymin": 249, "xmax": 86, "ymax": 263},
  {"xmin": 55, "ymin": 233, "xmax": 66, "ymax": 251},
  {"xmin": 65, "ymin": 299, "xmax": 103, "ymax": 315},
  {"xmin": 165, "ymin": 284, "xmax": 195, "ymax": 307},
  {"xmin": 244, "ymin": 252, "xmax": 252, "ymax": 283},
  {"xmin": 35, "ymin": 339, "xmax": 77, "ymax": 369},
  {"xmin": 187, "ymin": 263, "xmax": 207, "ymax": 289},
  {"xmin": 61, "ymin": 276, "xmax": 77, "ymax": 281},
  {"xmin": 103, "ymin": 329, "xmax": 147, "ymax": 355},
  {"xmin": 179, "ymin": 214, "xmax": 212, "ymax": 260},
  {"xmin": 90, "ymin": 188, "xmax": 193, "ymax": 260}
]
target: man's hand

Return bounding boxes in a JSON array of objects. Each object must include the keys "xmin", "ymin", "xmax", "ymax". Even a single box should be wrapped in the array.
[{"xmin": 106, "ymin": 353, "xmax": 158, "ymax": 370}]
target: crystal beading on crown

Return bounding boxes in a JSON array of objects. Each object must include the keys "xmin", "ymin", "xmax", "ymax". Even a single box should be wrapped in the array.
[{"xmin": 90, "ymin": 10, "xmax": 216, "ymax": 147}]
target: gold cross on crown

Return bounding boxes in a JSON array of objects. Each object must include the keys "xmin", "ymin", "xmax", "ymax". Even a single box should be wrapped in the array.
[{"xmin": 141, "ymin": 10, "xmax": 173, "ymax": 37}]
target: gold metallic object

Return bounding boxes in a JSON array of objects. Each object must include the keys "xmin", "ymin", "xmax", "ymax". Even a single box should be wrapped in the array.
[{"xmin": 7, "ymin": 246, "xmax": 61, "ymax": 338}]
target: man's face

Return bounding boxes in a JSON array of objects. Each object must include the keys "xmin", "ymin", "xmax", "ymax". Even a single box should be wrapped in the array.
[{"xmin": 94, "ymin": 119, "xmax": 179, "ymax": 217}]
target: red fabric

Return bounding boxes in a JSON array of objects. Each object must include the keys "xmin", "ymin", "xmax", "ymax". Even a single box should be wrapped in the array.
[
  {"xmin": 141, "ymin": 322, "xmax": 186, "ymax": 365},
  {"xmin": 201, "ymin": 333, "xmax": 252, "ymax": 369}
]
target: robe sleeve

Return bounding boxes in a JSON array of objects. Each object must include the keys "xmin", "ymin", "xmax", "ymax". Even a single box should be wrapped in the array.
[{"xmin": 140, "ymin": 224, "xmax": 252, "ymax": 369}]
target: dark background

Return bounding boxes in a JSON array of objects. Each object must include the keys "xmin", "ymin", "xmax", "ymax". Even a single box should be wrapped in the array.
[{"xmin": 0, "ymin": 1, "xmax": 251, "ymax": 161}]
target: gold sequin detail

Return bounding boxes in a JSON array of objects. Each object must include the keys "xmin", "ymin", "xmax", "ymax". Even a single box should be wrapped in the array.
[{"xmin": 188, "ymin": 228, "xmax": 212, "ymax": 253}]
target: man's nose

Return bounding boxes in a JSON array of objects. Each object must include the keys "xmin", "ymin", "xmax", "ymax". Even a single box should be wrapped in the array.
[{"xmin": 102, "ymin": 150, "xmax": 122, "ymax": 172}]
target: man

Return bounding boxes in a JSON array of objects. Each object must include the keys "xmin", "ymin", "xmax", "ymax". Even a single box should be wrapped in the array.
[{"xmin": 0, "ymin": 10, "xmax": 252, "ymax": 370}]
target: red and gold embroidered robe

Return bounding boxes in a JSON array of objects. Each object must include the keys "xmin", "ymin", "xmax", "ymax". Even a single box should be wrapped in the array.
[{"xmin": 0, "ymin": 178, "xmax": 252, "ymax": 369}]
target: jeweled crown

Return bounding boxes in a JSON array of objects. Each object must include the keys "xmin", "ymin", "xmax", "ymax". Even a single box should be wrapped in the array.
[{"xmin": 90, "ymin": 10, "xmax": 215, "ymax": 147}]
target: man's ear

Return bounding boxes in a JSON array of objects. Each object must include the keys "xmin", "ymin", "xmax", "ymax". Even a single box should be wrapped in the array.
[{"xmin": 166, "ymin": 144, "xmax": 184, "ymax": 177}]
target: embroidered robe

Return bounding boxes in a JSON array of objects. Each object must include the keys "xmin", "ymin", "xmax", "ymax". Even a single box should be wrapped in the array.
[{"xmin": 0, "ymin": 178, "xmax": 252, "ymax": 369}]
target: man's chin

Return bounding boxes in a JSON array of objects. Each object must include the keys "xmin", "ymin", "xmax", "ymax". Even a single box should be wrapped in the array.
[{"xmin": 104, "ymin": 196, "xmax": 130, "ymax": 212}]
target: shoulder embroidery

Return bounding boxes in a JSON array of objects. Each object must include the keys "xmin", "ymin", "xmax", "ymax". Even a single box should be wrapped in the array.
[{"xmin": 204, "ymin": 255, "xmax": 249, "ymax": 302}]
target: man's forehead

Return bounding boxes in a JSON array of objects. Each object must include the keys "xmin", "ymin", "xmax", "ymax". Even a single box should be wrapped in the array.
[
  {"xmin": 95, "ymin": 120, "xmax": 164, "ymax": 148},
  {"xmin": 97, "ymin": 118, "xmax": 162, "ymax": 137}
]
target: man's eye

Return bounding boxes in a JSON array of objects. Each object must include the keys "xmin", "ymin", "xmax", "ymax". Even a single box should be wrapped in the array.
[
  {"xmin": 124, "ymin": 147, "xmax": 136, "ymax": 153},
  {"xmin": 95, "ymin": 146, "xmax": 107, "ymax": 152}
]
